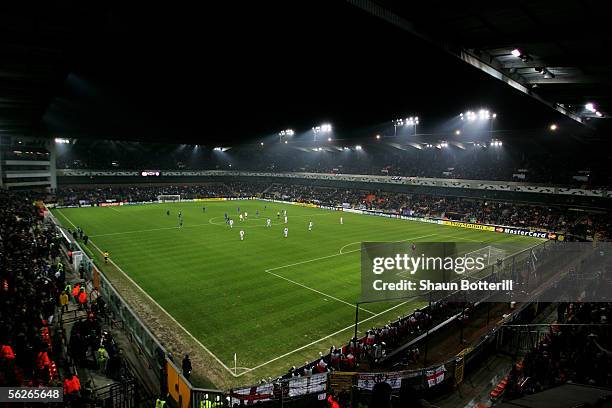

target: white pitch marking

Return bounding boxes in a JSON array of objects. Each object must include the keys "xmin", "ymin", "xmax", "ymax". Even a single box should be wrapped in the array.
[
  {"xmin": 266, "ymin": 233, "xmax": 437, "ymax": 273},
  {"xmin": 265, "ymin": 270, "xmax": 376, "ymax": 315},
  {"xmin": 239, "ymin": 300, "xmax": 412, "ymax": 375},
  {"xmin": 90, "ymin": 222, "xmax": 212, "ymax": 238},
  {"xmin": 54, "ymin": 209, "xmax": 244, "ymax": 377}
]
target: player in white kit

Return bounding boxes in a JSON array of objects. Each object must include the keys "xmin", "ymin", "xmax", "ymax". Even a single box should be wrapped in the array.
[
  {"xmin": 240, "ymin": 230, "xmax": 245, "ymax": 240},
  {"xmin": 239, "ymin": 214, "xmax": 244, "ymax": 222},
  {"xmin": 308, "ymin": 221, "xmax": 313, "ymax": 231},
  {"xmin": 284, "ymin": 216, "xmax": 288, "ymax": 224},
  {"xmin": 283, "ymin": 227, "xmax": 288, "ymax": 238},
  {"xmin": 266, "ymin": 218, "xmax": 271, "ymax": 227},
  {"xmin": 244, "ymin": 212, "xmax": 248, "ymax": 219},
  {"xmin": 340, "ymin": 216, "xmax": 343, "ymax": 224},
  {"xmin": 229, "ymin": 219, "xmax": 234, "ymax": 228}
]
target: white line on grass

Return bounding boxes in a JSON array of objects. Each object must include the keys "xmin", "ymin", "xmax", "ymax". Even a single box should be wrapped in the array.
[
  {"xmin": 265, "ymin": 270, "xmax": 376, "ymax": 315},
  {"xmin": 207, "ymin": 213, "xmax": 335, "ymax": 227},
  {"xmin": 89, "ymin": 212, "xmax": 337, "ymax": 237},
  {"xmin": 266, "ymin": 233, "xmax": 437, "ymax": 272},
  {"xmin": 239, "ymin": 300, "xmax": 411, "ymax": 375},
  {"xmin": 263, "ymin": 233, "xmax": 436, "ymax": 317},
  {"xmin": 90, "ymin": 222, "xmax": 212, "ymax": 237},
  {"xmin": 338, "ymin": 241, "xmax": 360, "ymax": 254},
  {"xmin": 55, "ymin": 209, "xmax": 244, "ymax": 377}
]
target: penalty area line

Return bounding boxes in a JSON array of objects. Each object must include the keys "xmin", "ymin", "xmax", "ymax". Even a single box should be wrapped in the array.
[
  {"xmin": 237, "ymin": 300, "xmax": 412, "ymax": 376},
  {"xmin": 54, "ymin": 209, "xmax": 244, "ymax": 377},
  {"xmin": 265, "ymin": 270, "xmax": 376, "ymax": 315}
]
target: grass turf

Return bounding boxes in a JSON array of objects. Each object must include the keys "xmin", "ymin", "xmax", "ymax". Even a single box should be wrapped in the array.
[{"xmin": 52, "ymin": 200, "xmax": 539, "ymax": 382}]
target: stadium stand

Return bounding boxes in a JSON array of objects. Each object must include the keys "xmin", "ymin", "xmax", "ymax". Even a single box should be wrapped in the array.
[
  {"xmin": 0, "ymin": 190, "xmax": 148, "ymax": 406},
  {"xmin": 0, "ymin": 191, "xmax": 63, "ymax": 388},
  {"xmin": 53, "ymin": 183, "xmax": 611, "ymax": 240},
  {"xmin": 54, "ymin": 139, "xmax": 612, "ymax": 188}
]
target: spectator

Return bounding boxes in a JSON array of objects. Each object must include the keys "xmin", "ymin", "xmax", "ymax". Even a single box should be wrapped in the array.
[
  {"xmin": 182, "ymin": 354, "xmax": 192, "ymax": 380},
  {"xmin": 59, "ymin": 291, "xmax": 69, "ymax": 313}
]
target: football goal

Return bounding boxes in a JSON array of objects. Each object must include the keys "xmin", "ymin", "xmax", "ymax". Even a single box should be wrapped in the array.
[
  {"xmin": 464, "ymin": 245, "xmax": 507, "ymax": 273},
  {"xmin": 157, "ymin": 194, "xmax": 182, "ymax": 203}
]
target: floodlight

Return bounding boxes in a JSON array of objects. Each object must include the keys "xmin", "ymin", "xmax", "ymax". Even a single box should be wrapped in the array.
[
  {"xmin": 279, "ymin": 129, "xmax": 294, "ymax": 136},
  {"xmin": 284, "ymin": 140, "xmax": 288, "ymax": 144},
  {"xmin": 213, "ymin": 147, "xmax": 222, "ymax": 151},
  {"xmin": 405, "ymin": 116, "xmax": 419, "ymax": 125},
  {"xmin": 511, "ymin": 49, "xmax": 521, "ymax": 57},
  {"xmin": 355, "ymin": 145, "xmax": 362, "ymax": 150},
  {"xmin": 455, "ymin": 130, "xmax": 461, "ymax": 135},
  {"xmin": 313, "ymin": 123, "xmax": 332, "ymax": 133},
  {"xmin": 327, "ymin": 137, "xmax": 332, "ymax": 142},
  {"xmin": 585, "ymin": 103, "xmax": 596, "ymax": 112},
  {"xmin": 596, "ymin": 111, "xmax": 603, "ymax": 117},
  {"xmin": 260, "ymin": 142, "xmax": 264, "ymax": 146},
  {"xmin": 376, "ymin": 134, "xmax": 381, "ymax": 139},
  {"xmin": 549, "ymin": 124, "xmax": 558, "ymax": 131}
]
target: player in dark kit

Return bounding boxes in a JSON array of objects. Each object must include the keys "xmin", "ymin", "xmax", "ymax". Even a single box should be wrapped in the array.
[
  {"xmin": 202, "ymin": 206, "xmax": 206, "ymax": 212},
  {"xmin": 167, "ymin": 210, "xmax": 170, "ymax": 216}
]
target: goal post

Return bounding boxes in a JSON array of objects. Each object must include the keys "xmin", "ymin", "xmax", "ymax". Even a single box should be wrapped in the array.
[
  {"xmin": 157, "ymin": 194, "xmax": 182, "ymax": 203},
  {"xmin": 463, "ymin": 245, "xmax": 507, "ymax": 274}
]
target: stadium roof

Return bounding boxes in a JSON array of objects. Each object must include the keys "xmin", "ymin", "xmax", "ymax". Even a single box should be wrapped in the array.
[
  {"xmin": 350, "ymin": 0, "xmax": 612, "ymax": 126},
  {"xmin": 1, "ymin": 2, "xmax": 610, "ymax": 144}
]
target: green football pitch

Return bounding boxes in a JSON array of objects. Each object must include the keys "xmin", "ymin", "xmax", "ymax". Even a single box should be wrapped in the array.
[{"xmin": 52, "ymin": 199, "xmax": 539, "ymax": 384}]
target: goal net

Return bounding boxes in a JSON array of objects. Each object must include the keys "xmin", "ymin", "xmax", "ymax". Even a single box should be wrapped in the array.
[
  {"xmin": 463, "ymin": 245, "xmax": 507, "ymax": 273},
  {"xmin": 157, "ymin": 194, "xmax": 181, "ymax": 203}
]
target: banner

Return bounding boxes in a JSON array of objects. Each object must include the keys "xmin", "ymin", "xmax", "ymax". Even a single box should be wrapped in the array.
[
  {"xmin": 357, "ymin": 372, "xmax": 402, "ymax": 390},
  {"xmin": 442, "ymin": 221, "xmax": 495, "ymax": 231},
  {"xmin": 287, "ymin": 373, "xmax": 328, "ymax": 397},
  {"xmin": 494, "ymin": 226, "xmax": 563, "ymax": 240},
  {"xmin": 194, "ymin": 197, "xmax": 228, "ymax": 202},
  {"xmin": 291, "ymin": 202, "xmax": 319, "ymax": 208}
]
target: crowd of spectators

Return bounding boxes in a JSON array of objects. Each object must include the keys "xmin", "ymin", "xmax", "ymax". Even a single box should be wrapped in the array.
[
  {"xmin": 56, "ymin": 183, "xmax": 234, "ymax": 206},
  {"xmin": 264, "ymin": 184, "xmax": 610, "ymax": 239},
  {"xmin": 504, "ymin": 302, "xmax": 612, "ymax": 400},
  {"xmin": 52, "ymin": 182, "xmax": 611, "ymax": 240},
  {"xmin": 279, "ymin": 300, "xmax": 471, "ymax": 383},
  {"xmin": 0, "ymin": 192, "xmax": 63, "ymax": 387},
  {"xmin": 0, "ymin": 190, "xmax": 130, "ymax": 404}
]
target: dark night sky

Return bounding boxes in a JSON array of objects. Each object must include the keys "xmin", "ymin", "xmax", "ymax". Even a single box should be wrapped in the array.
[{"xmin": 43, "ymin": 1, "xmax": 589, "ymax": 144}]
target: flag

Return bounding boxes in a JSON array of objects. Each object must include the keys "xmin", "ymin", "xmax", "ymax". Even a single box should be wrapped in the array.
[
  {"xmin": 230, "ymin": 384, "xmax": 274, "ymax": 405},
  {"xmin": 426, "ymin": 365, "xmax": 446, "ymax": 387}
]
